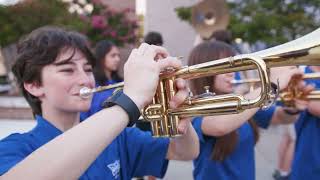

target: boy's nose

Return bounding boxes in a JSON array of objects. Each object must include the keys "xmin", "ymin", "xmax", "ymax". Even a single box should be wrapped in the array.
[{"xmin": 78, "ymin": 70, "xmax": 93, "ymax": 87}]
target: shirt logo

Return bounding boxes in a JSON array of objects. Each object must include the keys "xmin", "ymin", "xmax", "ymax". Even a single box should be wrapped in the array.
[{"xmin": 107, "ymin": 160, "xmax": 120, "ymax": 178}]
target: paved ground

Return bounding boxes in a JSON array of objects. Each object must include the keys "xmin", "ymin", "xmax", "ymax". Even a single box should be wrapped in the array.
[{"xmin": 0, "ymin": 119, "xmax": 283, "ymax": 180}]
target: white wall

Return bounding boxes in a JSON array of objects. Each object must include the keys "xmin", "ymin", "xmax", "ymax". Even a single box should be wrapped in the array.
[{"xmin": 145, "ymin": 0, "xmax": 198, "ymax": 65}]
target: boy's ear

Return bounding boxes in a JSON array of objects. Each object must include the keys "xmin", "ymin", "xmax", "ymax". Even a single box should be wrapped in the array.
[{"xmin": 23, "ymin": 82, "xmax": 44, "ymax": 97}]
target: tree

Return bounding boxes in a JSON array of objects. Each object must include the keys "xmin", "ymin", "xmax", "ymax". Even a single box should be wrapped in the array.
[
  {"xmin": 0, "ymin": 0, "xmax": 139, "ymax": 47},
  {"xmin": 0, "ymin": 0, "xmax": 88, "ymax": 47},
  {"xmin": 175, "ymin": 0, "xmax": 320, "ymax": 46},
  {"xmin": 83, "ymin": 0, "xmax": 139, "ymax": 46},
  {"xmin": 229, "ymin": 0, "xmax": 320, "ymax": 46}
]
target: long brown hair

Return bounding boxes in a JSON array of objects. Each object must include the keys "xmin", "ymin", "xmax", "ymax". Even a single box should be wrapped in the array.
[
  {"xmin": 188, "ymin": 40, "xmax": 259, "ymax": 161},
  {"xmin": 94, "ymin": 40, "xmax": 123, "ymax": 86}
]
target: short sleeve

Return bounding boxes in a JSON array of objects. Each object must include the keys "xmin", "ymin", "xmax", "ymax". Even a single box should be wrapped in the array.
[
  {"xmin": 253, "ymin": 106, "xmax": 276, "ymax": 129},
  {"xmin": 0, "ymin": 134, "xmax": 31, "ymax": 175},
  {"xmin": 123, "ymin": 128, "xmax": 170, "ymax": 178},
  {"xmin": 192, "ymin": 117, "xmax": 207, "ymax": 143}
]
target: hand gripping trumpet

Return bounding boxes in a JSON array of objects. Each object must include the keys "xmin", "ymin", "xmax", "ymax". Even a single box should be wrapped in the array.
[
  {"xmin": 80, "ymin": 28, "xmax": 320, "ymax": 137},
  {"xmin": 280, "ymin": 73, "xmax": 320, "ymax": 107},
  {"xmin": 233, "ymin": 73, "xmax": 320, "ymax": 107},
  {"xmin": 81, "ymin": 55, "xmax": 271, "ymax": 137}
]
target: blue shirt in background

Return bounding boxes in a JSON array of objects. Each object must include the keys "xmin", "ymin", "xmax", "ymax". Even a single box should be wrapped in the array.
[
  {"xmin": 291, "ymin": 66, "xmax": 320, "ymax": 180},
  {"xmin": 0, "ymin": 115, "xmax": 170, "ymax": 179},
  {"xmin": 192, "ymin": 107, "xmax": 274, "ymax": 180}
]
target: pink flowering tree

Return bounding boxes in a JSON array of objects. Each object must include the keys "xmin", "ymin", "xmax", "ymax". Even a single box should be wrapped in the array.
[
  {"xmin": 0, "ymin": 0, "xmax": 139, "ymax": 47},
  {"xmin": 61, "ymin": 0, "xmax": 139, "ymax": 46},
  {"xmin": 83, "ymin": 0, "xmax": 139, "ymax": 46}
]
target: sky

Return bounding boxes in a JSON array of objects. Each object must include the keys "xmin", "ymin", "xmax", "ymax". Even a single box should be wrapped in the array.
[
  {"xmin": 0, "ymin": 0, "xmax": 21, "ymax": 5},
  {"xmin": 136, "ymin": 0, "xmax": 146, "ymax": 15}
]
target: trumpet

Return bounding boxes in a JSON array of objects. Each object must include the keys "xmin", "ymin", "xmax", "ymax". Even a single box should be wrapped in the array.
[
  {"xmin": 232, "ymin": 73, "xmax": 320, "ymax": 107},
  {"xmin": 278, "ymin": 73, "xmax": 320, "ymax": 107},
  {"xmin": 80, "ymin": 28, "xmax": 320, "ymax": 137},
  {"xmin": 232, "ymin": 73, "xmax": 320, "ymax": 85},
  {"xmin": 81, "ymin": 55, "xmax": 272, "ymax": 137}
]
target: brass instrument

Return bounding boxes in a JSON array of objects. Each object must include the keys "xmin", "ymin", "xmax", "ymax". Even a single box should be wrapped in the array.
[
  {"xmin": 80, "ymin": 28, "xmax": 320, "ymax": 137},
  {"xmin": 232, "ymin": 73, "xmax": 320, "ymax": 107},
  {"xmin": 191, "ymin": 0, "xmax": 230, "ymax": 39},
  {"xmin": 80, "ymin": 55, "xmax": 272, "ymax": 137}
]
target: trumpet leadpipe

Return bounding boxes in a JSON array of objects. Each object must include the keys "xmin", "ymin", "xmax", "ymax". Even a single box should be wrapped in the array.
[{"xmin": 79, "ymin": 82, "xmax": 124, "ymax": 98}]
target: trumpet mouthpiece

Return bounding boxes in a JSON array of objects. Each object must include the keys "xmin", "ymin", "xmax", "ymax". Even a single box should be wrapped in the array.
[{"xmin": 79, "ymin": 87, "xmax": 93, "ymax": 99}]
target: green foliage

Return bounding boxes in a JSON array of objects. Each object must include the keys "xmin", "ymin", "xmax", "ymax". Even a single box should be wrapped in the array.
[
  {"xmin": 0, "ymin": 0, "xmax": 139, "ymax": 47},
  {"xmin": 228, "ymin": 0, "xmax": 320, "ymax": 46},
  {"xmin": 0, "ymin": 0, "xmax": 88, "ymax": 47},
  {"xmin": 175, "ymin": 7, "xmax": 192, "ymax": 23},
  {"xmin": 174, "ymin": 0, "xmax": 320, "ymax": 46}
]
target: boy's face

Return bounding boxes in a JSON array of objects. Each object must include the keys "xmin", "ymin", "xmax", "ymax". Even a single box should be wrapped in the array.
[{"xmin": 39, "ymin": 48, "xmax": 95, "ymax": 113}]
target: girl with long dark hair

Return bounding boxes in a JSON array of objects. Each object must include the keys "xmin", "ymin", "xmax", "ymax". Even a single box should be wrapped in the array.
[
  {"xmin": 188, "ymin": 40, "xmax": 310, "ymax": 180},
  {"xmin": 81, "ymin": 40, "xmax": 123, "ymax": 119}
]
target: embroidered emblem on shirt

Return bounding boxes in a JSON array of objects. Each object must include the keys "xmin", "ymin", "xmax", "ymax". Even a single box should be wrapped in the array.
[{"xmin": 107, "ymin": 160, "xmax": 120, "ymax": 178}]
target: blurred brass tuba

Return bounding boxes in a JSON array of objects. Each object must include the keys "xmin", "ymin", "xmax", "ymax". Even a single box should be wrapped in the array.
[
  {"xmin": 80, "ymin": 28, "xmax": 320, "ymax": 137},
  {"xmin": 190, "ymin": 0, "xmax": 230, "ymax": 39}
]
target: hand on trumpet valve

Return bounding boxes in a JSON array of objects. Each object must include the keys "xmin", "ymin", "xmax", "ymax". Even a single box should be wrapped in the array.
[
  {"xmin": 168, "ymin": 78, "xmax": 192, "ymax": 134},
  {"xmin": 282, "ymin": 80, "xmax": 315, "ymax": 111},
  {"xmin": 123, "ymin": 43, "xmax": 182, "ymax": 109},
  {"xmin": 294, "ymin": 81, "xmax": 315, "ymax": 110}
]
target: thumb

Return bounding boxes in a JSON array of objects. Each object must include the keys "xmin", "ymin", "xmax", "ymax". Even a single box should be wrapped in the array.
[
  {"xmin": 177, "ymin": 118, "xmax": 191, "ymax": 134},
  {"xmin": 157, "ymin": 57, "xmax": 182, "ymax": 72}
]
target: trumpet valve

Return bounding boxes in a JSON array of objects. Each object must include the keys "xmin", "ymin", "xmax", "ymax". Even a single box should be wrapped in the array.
[
  {"xmin": 201, "ymin": 86, "xmax": 216, "ymax": 98},
  {"xmin": 142, "ymin": 104, "xmax": 164, "ymax": 122},
  {"xmin": 204, "ymin": 86, "xmax": 210, "ymax": 93}
]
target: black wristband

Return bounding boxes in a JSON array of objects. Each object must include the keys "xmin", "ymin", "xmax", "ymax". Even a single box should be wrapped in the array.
[{"xmin": 102, "ymin": 90, "xmax": 140, "ymax": 126}]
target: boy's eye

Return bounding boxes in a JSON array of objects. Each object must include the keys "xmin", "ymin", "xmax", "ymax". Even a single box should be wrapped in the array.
[
  {"xmin": 85, "ymin": 68, "xmax": 93, "ymax": 72},
  {"xmin": 60, "ymin": 69, "xmax": 74, "ymax": 73}
]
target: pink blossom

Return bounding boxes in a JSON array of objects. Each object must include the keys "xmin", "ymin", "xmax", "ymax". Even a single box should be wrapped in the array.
[
  {"xmin": 110, "ymin": 31, "xmax": 117, "ymax": 38},
  {"xmin": 91, "ymin": 15, "xmax": 107, "ymax": 29}
]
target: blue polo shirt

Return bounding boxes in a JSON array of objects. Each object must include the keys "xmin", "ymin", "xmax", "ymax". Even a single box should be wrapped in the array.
[
  {"xmin": 192, "ymin": 107, "xmax": 274, "ymax": 180},
  {"xmin": 0, "ymin": 115, "xmax": 170, "ymax": 179},
  {"xmin": 81, "ymin": 80, "xmax": 121, "ymax": 120},
  {"xmin": 291, "ymin": 66, "xmax": 320, "ymax": 180}
]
